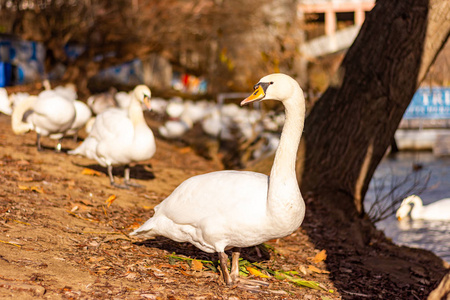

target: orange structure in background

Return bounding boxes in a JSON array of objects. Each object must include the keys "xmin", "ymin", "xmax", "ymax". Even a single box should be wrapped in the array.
[{"xmin": 299, "ymin": 0, "xmax": 375, "ymax": 36}]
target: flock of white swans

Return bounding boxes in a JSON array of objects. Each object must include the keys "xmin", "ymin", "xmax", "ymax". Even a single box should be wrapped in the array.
[
  {"xmin": 1, "ymin": 80, "xmax": 284, "ymax": 162},
  {"xmin": 0, "ymin": 73, "xmax": 448, "ymax": 285}
]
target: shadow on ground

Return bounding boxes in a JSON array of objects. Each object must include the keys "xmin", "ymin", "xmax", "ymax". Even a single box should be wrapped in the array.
[{"xmin": 302, "ymin": 194, "xmax": 448, "ymax": 299}]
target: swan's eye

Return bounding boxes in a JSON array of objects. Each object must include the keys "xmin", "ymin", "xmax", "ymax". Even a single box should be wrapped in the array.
[
  {"xmin": 270, "ymin": 81, "xmax": 274, "ymax": 85},
  {"xmin": 253, "ymin": 84, "xmax": 259, "ymax": 90}
]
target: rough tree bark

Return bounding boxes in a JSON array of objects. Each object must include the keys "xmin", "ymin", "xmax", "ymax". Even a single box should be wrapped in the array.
[
  {"xmin": 428, "ymin": 271, "xmax": 450, "ymax": 300},
  {"xmin": 298, "ymin": 0, "xmax": 450, "ymax": 218}
]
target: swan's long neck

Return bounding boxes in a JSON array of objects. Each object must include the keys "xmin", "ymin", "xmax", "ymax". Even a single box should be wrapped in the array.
[
  {"xmin": 270, "ymin": 96, "xmax": 304, "ymax": 180},
  {"xmin": 128, "ymin": 96, "xmax": 146, "ymax": 127},
  {"xmin": 409, "ymin": 196, "xmax": 423, "ymax": 218},
  {"xmin": 267, "ymin": 89, "xmax": 305, "ymax": 213}
]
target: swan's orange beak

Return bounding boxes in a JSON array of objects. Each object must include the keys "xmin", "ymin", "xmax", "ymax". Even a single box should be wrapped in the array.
[
  {"xmin": 397, "ymin": 216, "xmax": 402, "ymax": 221},
  {"xmin": 143, "ymin": 95, "xmax": 151, "ymax": 110},
  {"xmin": 241, "ymin": 85, "xmax": 265, "ymax": 106}
]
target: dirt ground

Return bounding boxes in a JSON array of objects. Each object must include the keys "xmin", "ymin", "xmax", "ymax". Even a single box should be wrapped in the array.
[{"xmin": 0, "ymin": 108, "xmax": 448, "ymax": 299}]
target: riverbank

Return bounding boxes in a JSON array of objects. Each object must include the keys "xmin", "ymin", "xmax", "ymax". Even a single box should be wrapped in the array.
[{"xmin": 0, "ymin": 113, "xmax": 448, "ymax": 299}]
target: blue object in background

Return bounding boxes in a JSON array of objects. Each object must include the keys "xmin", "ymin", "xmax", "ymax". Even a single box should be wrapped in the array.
[
  {"xmin": 404, "ymin": 87, "xmax": 450, "ymax": 119},
  {"xmin": 0, "ymin": 37, "xmax": 45, "ymax": 85},
  {"xmin": 0, "ymin": 61, "xmax": 12, "ymax": 87}
]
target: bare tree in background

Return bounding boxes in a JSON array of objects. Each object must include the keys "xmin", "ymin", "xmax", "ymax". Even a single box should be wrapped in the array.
[{"xmin": 0, "ymin": 0, "xmax": 302, "ymax": 96}]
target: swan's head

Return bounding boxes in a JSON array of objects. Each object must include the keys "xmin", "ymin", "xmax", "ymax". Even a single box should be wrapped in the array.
[
  {"xmin": 241, "ymin": 73, "xmax": 301, "ymax": 106},
  {"xmin": 396, "ymin": 195, "xmax": 421, "ymax": 220},
  {"xmin": 132, "ymin": 85, "xmax": 152, "ymax": 110}
]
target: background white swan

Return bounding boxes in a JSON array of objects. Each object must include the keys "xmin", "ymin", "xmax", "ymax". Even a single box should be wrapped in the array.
[
  {"xmin": 0, "ymin": 88, "xmax": 12, "ymax": 115},
  {"xmin": 396, "ymin": 195, "xmax": 450, "ymax": 221},
  {"xmin": 158, "ymin": 100, "xmax": 191, "ymax": 139},
  {"xmin": 69, "ymin": 85, "xmax": 155, "ymax": 189},
  {"xmin": 41, "ymin": 82, "xmax": 93, "ymax": 142},
  {"xmin": 11, "ymin": 92, "xmax": 76, "ymax": 151},
  {"xmin": 87, "ymin": 87, "xmax": 118, "ymax": 115},
  {"xmin": 9, "ymin": 92, "xmax": 30, "ymax": 109},
  {"xmin": 66, "ymin": 100, "xmax": 93, "ymax": 141},
  {"xmin": 131, "ymin": 73, "xmax": 306, "ymax": 285}
]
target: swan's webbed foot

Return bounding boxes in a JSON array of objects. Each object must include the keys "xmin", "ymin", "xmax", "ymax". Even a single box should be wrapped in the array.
[
  {"xmin": 219, "ymin": 249, "xmax": 269, "ymax": 289},
  {"xmin": 107, "ymin": 165, "xmax": 129, "ymax": 189},
  {"xmin": 123, "ymin": 165, "xmax": 144, "ymax": 188},
  {"xmin": 124, "ymin": 180, "xmax": 144, "ymax": 188},
  {"xmin": 236, "ymin": 278, "xmax": 269, "ymax": 291},
  {"xmin": 111, "ymin": 182, "xmax": 130, "ymax": 189}
]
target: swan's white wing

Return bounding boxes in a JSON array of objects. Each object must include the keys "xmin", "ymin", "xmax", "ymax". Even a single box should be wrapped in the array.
[
  {"xmin": 421, "ymin": 198, "xmax": 450, "ymax": 220},
  {"xmin": 89, "ymin": 108, "xmax": 133, "ymax": 142},
  {"xmin": 159, "ymin": 170, "xmax": 268, "ymax": 224},
  {"xmin": 71, "ymin": 101, "xmax": 92, "ymax": 130},
  {"xmin": 31, "ymin": 95, "xmax": 76, "ymax": 134}
]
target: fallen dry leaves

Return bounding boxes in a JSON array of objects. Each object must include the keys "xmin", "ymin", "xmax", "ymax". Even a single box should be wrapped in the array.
[
  {"xmin": 17, "ymin": 185, "xmax": 45, "ymax": 194},
  {"xmin": 308, "ymin": 265, "xmax": 330, "ymax": 274},
  {"xmin": 191, "ymin": 259, "xmax": 204, "ymax": 271},
  {"xmin": 105, "ymin": 195, "xmax": 117, "ymax": 207},
  {"xmin": 312, "ymin": 249, "xmax": 327, "ymax": 263},
  {"xmin": 246, "ymin": 266, "xmax": 270, "ymax": 278},
  {"xmin": 0, "ymin": 99, "xmax": 444, "ymax": 300},
  {"xmin": 81, "ymin": 168, "xmax": 103, "ymax": 176}
]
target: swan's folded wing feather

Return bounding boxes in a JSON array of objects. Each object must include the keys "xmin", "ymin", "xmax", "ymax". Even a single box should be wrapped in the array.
[
  {"xmin": 422, "ymin": 198, "xmax": 450, "ymax": 220},
  {"xmin": 159, "ymin": 170, "xmax": 269, "ymax": 225},
  {"xmin": 89, "ymin": 109, "xmax": 133, "ymax": 141}
]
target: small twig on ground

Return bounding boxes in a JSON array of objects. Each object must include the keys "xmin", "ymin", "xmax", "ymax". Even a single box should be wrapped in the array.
[{"xmin": 0, "ymin": 240, "xmax": 22, "ymax": 248}]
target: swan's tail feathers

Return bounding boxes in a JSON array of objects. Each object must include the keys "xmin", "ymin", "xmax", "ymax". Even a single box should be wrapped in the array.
[
  {"xmin": 11, "ymin": 96, "xmax": 37, "ymax": 135},
  {"xmin": 67, "ymin": 137, "xmax": 93, "ymax": 156},
  {"xmin": 129, "ymin": 222, "xmax": 157, "ymax": 238},
  {"xmin": 67, "ymin": 146, "xmax": 83, "ymax": 156}
]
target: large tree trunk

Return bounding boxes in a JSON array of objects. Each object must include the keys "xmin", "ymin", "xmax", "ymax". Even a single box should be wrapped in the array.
[
  {"xmin": 428, "ymin": 271, "xmax": 450, "ymax": 300},
  {"xmin": 298, "ymin": 0, "xmax": 450, "ymax": 218}
]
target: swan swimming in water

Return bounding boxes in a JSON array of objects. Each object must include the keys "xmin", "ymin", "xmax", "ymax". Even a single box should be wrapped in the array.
[
  {"xmin": 69, "ymin": 85, "xmax": 155, "ymax": 189},
  {"xmin": 396, "ymin": 195, "xmax": 450, "ymax": 221},
  {"xmin": 131, "ymin": 73, "xmax": 306, "ymax": 285}
]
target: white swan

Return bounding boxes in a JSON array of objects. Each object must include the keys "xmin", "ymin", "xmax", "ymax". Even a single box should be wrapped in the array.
[
  {"xmin": 158, "ymin": 119, "xmax": 191, "ymax": 139},
  {"xmin": 114, "ymin": 91, "xmax": 131, "ymax": 109},
  {"xmin": 149, "ymin": 97, "xmax": 168, "ymax": 116},
  {"xmin": 68, "ymin": 85, "xmax": 155, "ymax": 189},
  {"xmin": 201, "ymin": 107, "xmax": 234, "ymax": 140},
  {"xmin": 9, "ymin": 92, "xmax": 30, "ymax": 109},
  {"xmin": 66, "ymin": 100, "xmax": 93, "ymax": 141},
  {"xmin": 158, "ymin": 100, "xmax": 193, "ymax": 139},
  {"xmin": 11, "ymin": 92, "xmax": 76, "ymax": 151},
  {"xmin": 0, "ymin": 88, "xmax": 12, "ymax": 115},
  {"xmin": 87, "ymin": 87, "xmax": 118, "ymax": 115},
  {"xmin": 53, "ymin": 83, "xmax": 78, "ymax": 102},
  {"xmin": 41, "ymin": 82, "xmax": 92, "ymax": 141},
  {"xmin": 396, "ymin": 195, "xmax": 450, "ymax": 221},
  {"xmin": 131, "ymin": 73, "xmax": 306, "ymax": 285}
]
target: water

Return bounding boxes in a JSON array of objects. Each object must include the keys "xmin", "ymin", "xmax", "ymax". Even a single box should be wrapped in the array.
[{"xmin": 365, "ymin": 152, "xmax": 450, "ymax": 262}]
